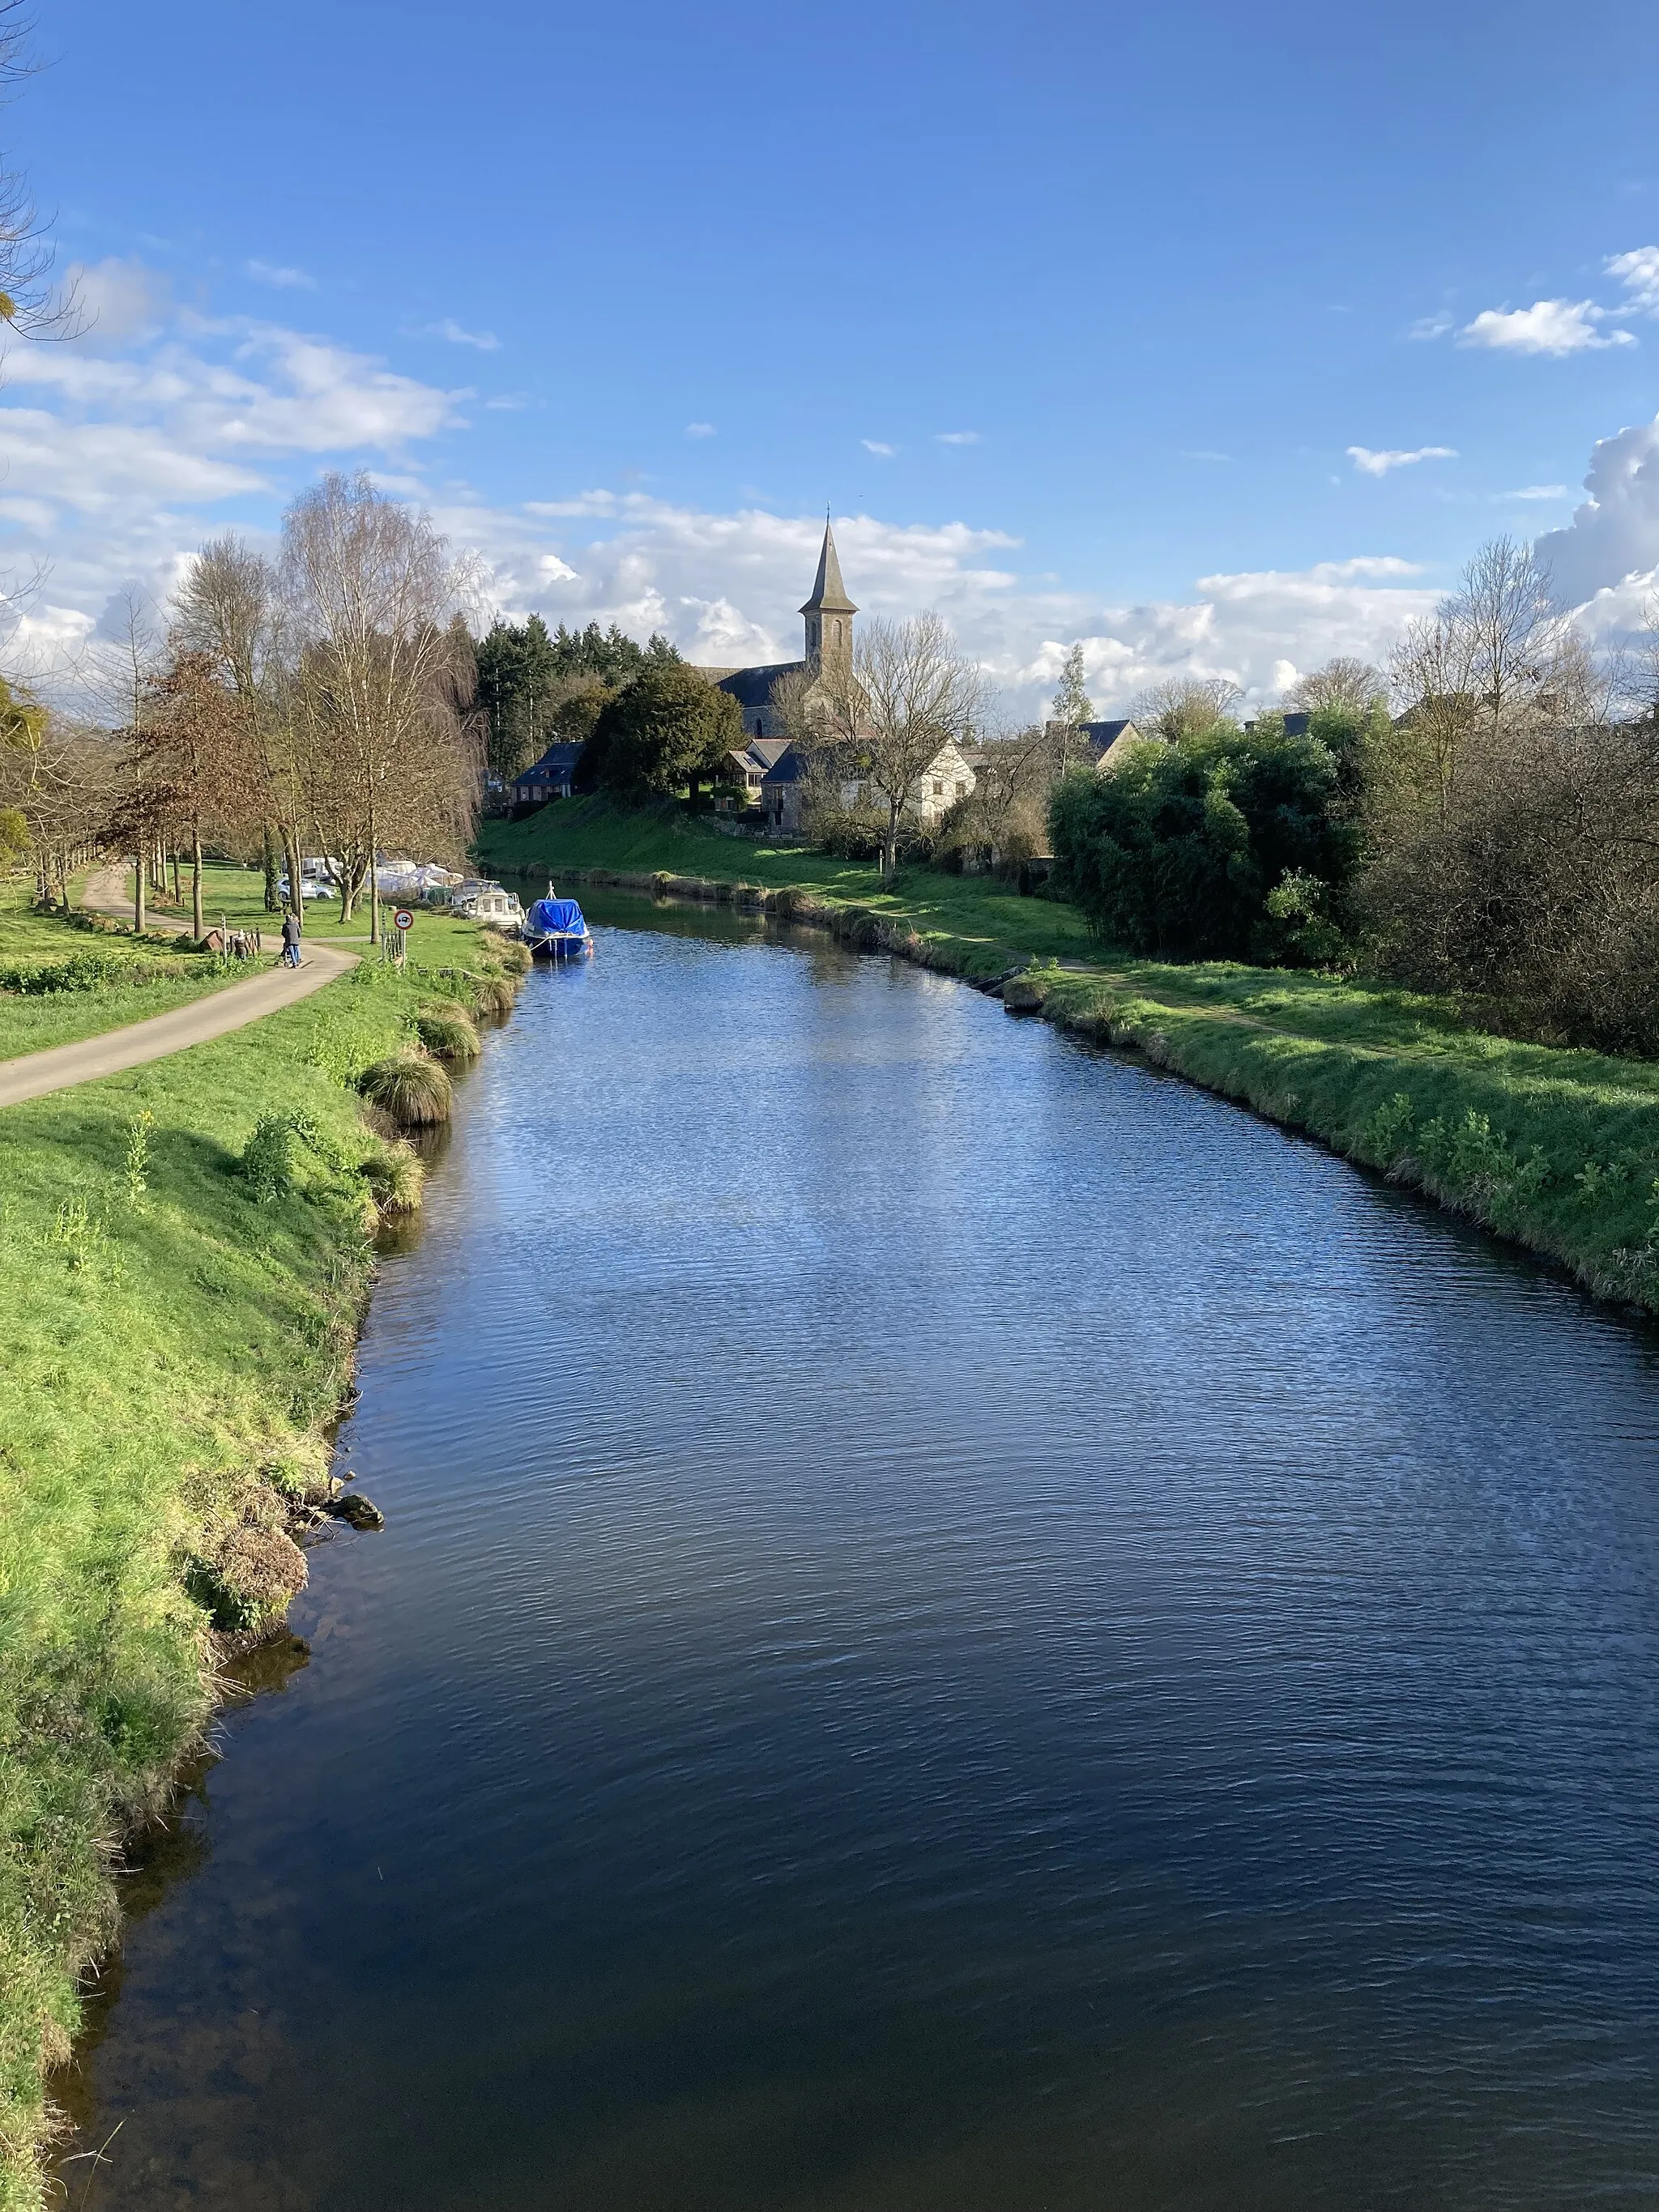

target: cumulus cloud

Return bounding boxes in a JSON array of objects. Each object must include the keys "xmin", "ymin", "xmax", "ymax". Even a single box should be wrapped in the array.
[
  {"xmin": 1533, "ymin": 408, "xmax": 1659, "ymax": 606},
  {"xmin": 1458, "ymin": 299, "xmax": 1633, "ymax": 355},
  {"xmin": 246, "ymin": 259, "xmax": 315, "ymax": 291},
  {"xmin": 1347, "ymin": 444, "xmax": 1457, "ymax": 476},
  {"xmin": 421, "ymin": 318, "xmax": 499, "ymax": 351},
  {"xmin": 0, "ymin": 293, "xmax": 467, "ymax": 669}
]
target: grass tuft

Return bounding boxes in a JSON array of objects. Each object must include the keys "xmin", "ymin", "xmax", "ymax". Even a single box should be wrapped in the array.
[
  {"xmin": 357, "ymin": 1050, "xmax": 452, "ymax": 1127},
  {"xmin": 414, "ymin": 1004, "xmax": 480, "ymax": 1060}
]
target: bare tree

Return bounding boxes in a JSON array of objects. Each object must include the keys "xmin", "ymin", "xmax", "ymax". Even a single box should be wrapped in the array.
[
  {"xmin": 1286, "ymin": 657, "xmax": 1383, "ymax": 714},
  {"xmin": 279, "ymin": 473, "xmax": 471, "ymax": 942},
  {"xmin": 817, "ymin": 612, "xmax": 987, "ymax": 878},
  {"xmin": 1129, "ymin": 674, "xmax": 1242, "ymax": 742},
  {"xmin": 940, "ymin": 720, "xmax": 1051, "ymax": 870},
  {"xmin": 173, "ymin": 534, "xmax": 309, "ymax": 914}
]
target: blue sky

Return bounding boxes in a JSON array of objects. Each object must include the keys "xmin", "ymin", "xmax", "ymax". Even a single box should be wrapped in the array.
[{"xmin": 7, "ymin": 0, "xmax": 1659, "ymax": 711}]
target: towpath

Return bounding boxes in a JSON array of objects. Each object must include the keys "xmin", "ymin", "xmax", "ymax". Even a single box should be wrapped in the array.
[{"xmin": 0, "ymin": 868, "xmax": 356, "ymax": 1110}]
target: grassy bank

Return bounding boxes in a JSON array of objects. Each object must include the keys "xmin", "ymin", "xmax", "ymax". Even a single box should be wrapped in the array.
[
  {"xmin": 0, "ymin": 881, "xmax": 248, "ymax": 1062},
  {"xmin": 177, "ymin": 863, "xmax": 509, "ymax": 959},
  {"xmin": 484, "ymin": 800, "xmax": 1659, "ymax": 1311},
  {"xmin": 0, "ymin": 929, "xmax": 519, "ymax": 2209}
]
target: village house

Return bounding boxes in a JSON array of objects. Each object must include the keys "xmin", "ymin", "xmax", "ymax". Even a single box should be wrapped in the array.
[{"xmin": 513, "ymin": 741, "xmax": 586, "ymax": 807}]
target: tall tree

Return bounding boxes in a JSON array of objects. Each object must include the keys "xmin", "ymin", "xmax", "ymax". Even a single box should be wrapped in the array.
[
  {"xmin": 1048, "ymin": 644, "xmax": 1095, "ymax": 772},
  {"xmin": 140, "ymin": 651, "xmax": 247, "ymax": 937},
  {"xmin": 279, "ymin": 473, "xmax": 472, "ymax": 944},
  {"xmin": 582, "ymin": 661, "xmax": 742, "ymax": 803},
  {"xmin": 818, "ymin": 613, "xmax": 987, "ymax": 879}
]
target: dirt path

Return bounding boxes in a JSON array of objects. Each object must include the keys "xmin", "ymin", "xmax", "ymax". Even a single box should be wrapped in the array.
[{"xmin": 0, "ymin": 871, "xmax": 357, "ymax": 1110}]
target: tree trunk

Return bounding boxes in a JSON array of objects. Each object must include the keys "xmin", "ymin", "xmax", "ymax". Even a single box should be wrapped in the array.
[
  {"xmin": 170, "ymin": 846, "xmax": 181, "ymax": 905},
  {"xmin": 192, "ymin": 829, "xmax": 205, "ymax": 939},
  {"xmin": 134, "ymin": 849, "xmax": 146, "ymax": 933},
  {"xmin": 263, "ymin": 825, "xmax": 281, "ymax": 912},
  {"xmin": 884, "ymin": 802, "xmax": 901, "ymax": 881},
  {"xmin": 281, "ymin": 827, "xmax": 304, "ymax": 919},
  {"xmin": 368, "ymin": 792, "xmax": 380, "ymax": 946}
]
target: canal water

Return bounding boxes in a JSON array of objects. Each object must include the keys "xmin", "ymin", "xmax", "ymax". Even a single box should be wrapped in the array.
[{"xmin": 55, "ymin": 896, "xmax": 1659, "ymax": 2208}]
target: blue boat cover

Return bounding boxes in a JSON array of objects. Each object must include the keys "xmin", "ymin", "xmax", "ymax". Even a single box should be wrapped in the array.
[{"xmin": 527, "ymin": 897, "xmax": 586, "ymax": 935}]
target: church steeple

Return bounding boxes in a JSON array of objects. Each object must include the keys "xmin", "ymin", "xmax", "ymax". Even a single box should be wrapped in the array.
[{"xmin": 800, "ymin": 517, "xmax": 856, "ymax": 676}]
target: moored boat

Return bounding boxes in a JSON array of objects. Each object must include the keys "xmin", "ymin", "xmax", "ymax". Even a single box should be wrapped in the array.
[{"xmin": 522, "ymin": 886, "xmax": 594, "ymax": 960}]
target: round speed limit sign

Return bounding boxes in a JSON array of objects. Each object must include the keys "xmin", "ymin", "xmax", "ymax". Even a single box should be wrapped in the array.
[{"xmin": 394, "ymin": 908, "xmax": 414, "ymax": 933}]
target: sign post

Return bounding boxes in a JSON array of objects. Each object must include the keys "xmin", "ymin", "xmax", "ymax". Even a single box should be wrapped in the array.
[{"xmin": 393, "ymin": 908, "xmax": 413, "ymax": 965}]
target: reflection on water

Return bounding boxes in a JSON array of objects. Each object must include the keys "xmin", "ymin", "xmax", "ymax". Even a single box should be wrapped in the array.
[{"xmin": 51, "ymin": 902, "xmax": 1659, "ymax": 2210}]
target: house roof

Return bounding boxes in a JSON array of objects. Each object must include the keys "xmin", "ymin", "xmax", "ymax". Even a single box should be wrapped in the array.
[
  {"xmin": 1079, "ymin": 719, "xmax": 1139, "ymax": 748},
  {"xmin": 745, "ymin": 736, "xmax": 793, "ymax": 769},
  {"xmin": 514, "ymin": 741, "xmax": 586, "ymax": 785},
  {"xmin": 800, "ymin": 520, "xmax": 856, "ymax": 616},
  {"xmin": 761, "ymin": 745, "xmax": 808, "ymax": 785}
]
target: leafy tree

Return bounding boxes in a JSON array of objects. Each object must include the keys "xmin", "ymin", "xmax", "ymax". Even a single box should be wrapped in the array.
[
  {"xmin": 582, "ymin": 662, "xmax": 742, "ymax": 802},
  {"xmin": 1048, "ymin": 644, "xmax": 1095, "ymax": 770},
  {"xmin": 476, "ymin": 617, "xmax": 680, "ymax": 781},
  {"xmin": 1049, "ymin": 722, "xmax": 1358, "ymax": 963}
]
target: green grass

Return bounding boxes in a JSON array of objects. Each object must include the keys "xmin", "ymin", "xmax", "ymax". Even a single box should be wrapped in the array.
[
  {"xmin": 184, "ymin": 863, "xmax": 505, "ymax": 962},
  {"xmin": 0, "ymin": 929, "xmax": 514, "ymax": 2209},
  {"xmin": 0, "ymin": 880, "xmax": 245, "ymax": 1062},
  {"xmin": 484, "ymin": 800, "xmax": 1659, "ymax": 1309}
]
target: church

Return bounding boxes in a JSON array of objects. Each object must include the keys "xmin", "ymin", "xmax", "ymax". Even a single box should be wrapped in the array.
[
  {"xmin": 697, "ymin": 518, "xmax": 857, "ymax": 747},
  {"xmin": 698, "ymin": 522, "xmax": 976, "ymax": 835}
]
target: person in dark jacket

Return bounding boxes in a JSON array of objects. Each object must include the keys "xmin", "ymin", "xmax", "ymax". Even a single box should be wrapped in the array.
[{"xmin": 280, "ymin": 910, "xmax": 301, "ymax": 968}]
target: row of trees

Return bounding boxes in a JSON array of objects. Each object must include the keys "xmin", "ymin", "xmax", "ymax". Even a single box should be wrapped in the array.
[{"xmin": 2, "ymin": 474, "xmax": 483, "ymax": 942}]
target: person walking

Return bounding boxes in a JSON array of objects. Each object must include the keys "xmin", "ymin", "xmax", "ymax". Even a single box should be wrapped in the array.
[{"xmin": 280, "ymin": 909, "xmax": 302, "ymax": 969}]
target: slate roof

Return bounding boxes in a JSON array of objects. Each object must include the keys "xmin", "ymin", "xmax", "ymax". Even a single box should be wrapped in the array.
[
  {"xmin": 800, "ymin": 521, "xmax": 856, "ymax": 616},
  {"xmin": 514, "ymin": 741, "xmax": 586, "ymax": 787},
  {"xmin": 712, "ymin": 660, "xmax": 804, "ymax": 713},
  {"xmin": 761, "ymin": 746, "xmax": 808, "ymax": 785},
  {"xmin": 1078, "ymin": 718, "xmax": 1139, "ymax": 750}
]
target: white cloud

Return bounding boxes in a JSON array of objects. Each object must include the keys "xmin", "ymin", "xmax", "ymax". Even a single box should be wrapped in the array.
[
  {"xmin": 1606, "ymin": 245, "xmax": 1659, "ymax": 313},
  {"xmin": 1457, "ymin": 299, "xmax": 1634, "ymax": 356},
  {"xmin": 421, "ymin": 318, "xmax": 499, "ymax": 351},
  {"xmin": 1347, "ymin": 444, "xmax": 1457, "ymax": 476},
  {"xmin": 246, "ymin": 258, "xmax": 315, "ymax": 291},
  {"xmin": 862, "ymin": 439, "xmax": 898, "ymax": 457},
  {"xmin": 1407, "ymin": 312, "xmax": 1454, "ymax": 341},
  {"xmin": 66, "ymin": 258, "xmax": 172, "ymax": 349},
  {"xmin": 1500, "ymin": 484, "xmax": 1568, "ymax": 500},
  {"xmin": 685, "ymin": 422, "xmax": 716, "ymax": 438},
  {"xmin": 1534, "ymin": 408, "xmax": 1659, "ymax": 605},
  {"xmin": 935, "ymin": 431, "xmax": 981, "ymax": 445},
  {"xmin": 484, "ymin": 393, "xmax": 530, "ymax": 411}
]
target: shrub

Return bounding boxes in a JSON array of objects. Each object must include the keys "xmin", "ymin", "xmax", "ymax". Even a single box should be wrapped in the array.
[
  {"xmin": 416, "ymin": 1004, "xmax": 480, "ymax": 1059},
  {"xmin": 239, "ymin": 1115, "xmax": 301, "ymax": 1200},
  {"xmin": 358, "ymin": 1051, "xmax": 452, "ymax": 1127}
]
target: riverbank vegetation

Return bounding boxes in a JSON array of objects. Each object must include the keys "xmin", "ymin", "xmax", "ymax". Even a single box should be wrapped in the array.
[{"xmin": 0, "ymin": 932, "xmax": 520, "ymax": 2207}]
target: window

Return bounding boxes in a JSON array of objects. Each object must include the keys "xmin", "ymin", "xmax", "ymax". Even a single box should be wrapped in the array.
[
  {"xmin": 955, "ymin": 782, "xmax": 966, "ymax": 797},
  {"xmin": 932, "ymin": 779, "xmax": 944, "ymax": 797}
]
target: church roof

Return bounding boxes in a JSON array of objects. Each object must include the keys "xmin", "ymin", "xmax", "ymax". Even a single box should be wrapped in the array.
[
  {"xmin": 710, "ymin": 659, "xmax": 804, "ymax": 712},
  {"xmin": 800, "ymin": 521, "xmax": 857, "ymax": 616}
]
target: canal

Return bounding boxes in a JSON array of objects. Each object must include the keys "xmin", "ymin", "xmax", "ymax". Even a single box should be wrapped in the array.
[{"xmin": 55, "ymin": 893, "xmax": 1659, "ymax": 2208}]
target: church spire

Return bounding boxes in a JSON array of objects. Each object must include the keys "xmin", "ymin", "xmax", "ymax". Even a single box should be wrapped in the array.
[
  {"xmin": 800, "ymin": 518, "xmax": 857, "ymax": 617},
  {"xmin": 800, "ymin": 517, "xmax": 856, "ymax": 675}
]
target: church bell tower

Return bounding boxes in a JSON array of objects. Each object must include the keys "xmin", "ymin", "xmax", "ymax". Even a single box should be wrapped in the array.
[{"xmin": 800, "ymin": 518, "xmax": 856, "ymax": 679}]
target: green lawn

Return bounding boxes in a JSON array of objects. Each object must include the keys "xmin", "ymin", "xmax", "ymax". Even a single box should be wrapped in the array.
[
  {"xmin": 0, "ymin": 880, "xmax": 249, "ymax": 1063},
  {"xmin": 482, "ymin": 799, "xmax": 1659, "ymax": 1310},
  {"xmin": 181, "ymin": 864, "xmax": 501, "ymax": 963},
  {"xmin": 0, "ymin": 923, "xmax": 515, "ymax": 2210}
]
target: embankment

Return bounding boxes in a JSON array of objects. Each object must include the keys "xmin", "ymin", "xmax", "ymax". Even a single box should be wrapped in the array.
[
  {"xmin": 482, "ymin": 803, "xmax": 1659, "ymax": 1313},
  {"xmin": 0, "ymin": 932, "xmax": 524, "ymax": 2210}
]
